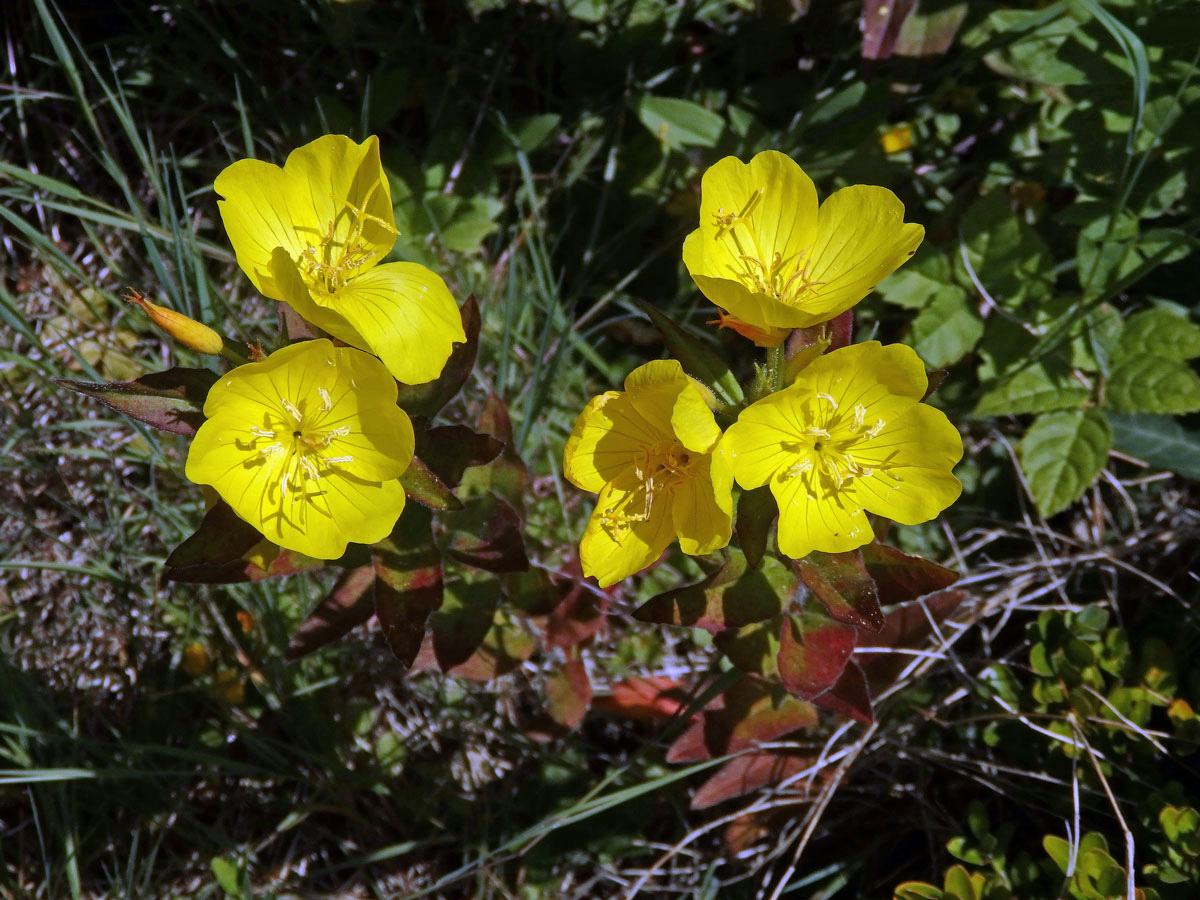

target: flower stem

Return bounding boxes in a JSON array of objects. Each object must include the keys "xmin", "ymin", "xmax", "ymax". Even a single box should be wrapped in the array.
[{"xmin": 765, "ymin": 344, "xmax": 785, "ymax": 394}]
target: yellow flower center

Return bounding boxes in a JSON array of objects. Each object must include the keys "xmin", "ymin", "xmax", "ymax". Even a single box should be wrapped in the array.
[
  {"xmin": 780, "ymin": 392, "xmax": 895, "ymax": 496},
  {"xmin": 296, "ymin": 181, "xmax": 397, "ymax": 296},
  {"xmin": 712, "ymin": 189, "xmax": 825, "ymax": 308},
  {"xmin": 599, "ymin": 440, "xmax": 700, "ymax": 543},
  {"xmin": 243, "ymin": 388, "xmax": 355, "ymax": 510}
]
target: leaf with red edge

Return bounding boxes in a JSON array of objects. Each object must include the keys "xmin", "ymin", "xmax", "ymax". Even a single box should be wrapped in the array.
[
  {"xmin": 692, "ymin": 751, "xmax": 815, "ymax": 810},
  {"xmin": 777, "ymin": 609, "xmax": 858, "ymax": 700},
  {"xmin": 168, "ymin": 545, "xmax": 328, "ymax": 584},
  {"xmin": 861, "ymin": 0, "xmax": 918, "ymax": 60},
  {"xmin": 414, "ymin": 424, "xmax": 503, "ymax": 488},
  {"xmin": 58, "ymin": 366, "xmax": 217, "ymax": 436},
  {"xmin": 811, "ymin": 659, "xmax": 873, "ymax": 723},
  {"xmin": 860, "ymin": 542, "xmax": 958, "ymax": 606},
  {"xmin": 735, "ymin": 488, "xmax": 777, "ymax": 570},
  {"xmin": 477, "ymin": 389, "xmax": 515, "ymax": 445},
  {"xmin": 429, "ymin": 579, "xmax": 501, "ymax": 670},
  {"xmin": 414, "ymin": 609, "xmax": 536, "ymax": 681},
  {"xmin": 166, "ymin": 500, "xmax": 261, "ymax": 569},
  {"xmin": 592, "ymin": 676, "xmax": 690, "ymax": 723},
  {"xmin": 714, "ymin": 616, "xmax": 783, "ymax": 679},
  {"xmin": 373, "ymin": 504, "xmax": 444, "ymax": 669},
  {"xmin": 395, "ymin": 294, "xmax": 480, "ymax": 419},
  {"xmin": 443, "ymin": 492, "xmax": 529, "ymax": 573},
  {"xmin": 546, "ymin": 572, "xmax": 609, "ymax": 648},
  {"xmin": 668, "ymin": 678, "xmax": 817, "ymax": 763},
  {"xmin": 860, "ymin": 588, "xmax": 967, "ymax": 693},
  {"xmin": 796, "ymin": 550, "xmax": 884, "ymax": 633},
  {"xmin": 285, "ymin": 565, "xmax": 376, "ymax": 660},
  {"xmin": 399, "ymin": 455, "xmax": 463, "ymax": 511},
  {"xmin": 546, "ymin": 658, "xmax": 593, "ymax": 729},
  {"xmin": 635, "ymin": 549, "xmax": 792, "ymax": 633}
]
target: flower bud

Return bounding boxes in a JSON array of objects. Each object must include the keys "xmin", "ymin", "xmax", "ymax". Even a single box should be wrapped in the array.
[{"xmin": 125, "ymin": 290, "xmax": 224, "ymax": 355}]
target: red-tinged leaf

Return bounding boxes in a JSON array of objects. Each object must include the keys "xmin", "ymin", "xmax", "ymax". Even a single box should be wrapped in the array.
[
  {"xmin": 546, "ymin": 573, "xmax": 609, "ymax": 648},
  {"xmin": 546, "ymin": 658, "xmax": 592, "ymax": 729},
  {"xmin": 668, "ymin": 679, "xmax": 817, "ymax": 763},
  {"xmin": 861, "ymin": 0, "xmax": 917, "ymax": 60},
  {"xmin": 777, "ymin": 610, "xmax": 857, "ymax": 700},
  {"xmin": 735, "ymin": 488, "xmax": 777, "ymax": 570},
  {"xmin": 827, "ymin": 310, "xmax": 853, "ymax": 350},
  {"xmin": 399, "ymin": 454, "xmax": 463, "ymax": 511},
  {"xmin": 796, "ymin": 550, "xmax": 884, "ymax": 633},
  {"xmin": 165, "ymin": 500, "xmax": 261, "ymax": 569},
  {"xmin": 477, "ymin": 389, "xmax": 514, "ymax": 446},
  {"xmin": 429, "ymin": 579, "xmax": 501, "ymax": 670},
  {"xmin": 924, "ymin": 369, "xmax": 948, "ymax": 399},
  {"xmin": 860, "ymin": 542, "xmax": 958, "ymax": 606},
  {"xmin": 395, "ymin": 295, "xmax": 480, "ymax": 419},
  {"xmin": 811, "ymin": 659, "xmax": 873, "ymax": 723},
  {"xmin": 444, "ymin": 492, "xmax": 529, "ymax": 573},
  {"xmin": 57, "ymin": 366, "xmax": 217, "ymax": 436},
  {"xmin": 691, "ymin": 751, "xmax": 815, "ymax": 810},
  {"xmin": 373, "ymin": 505, "xmax": 444, "ymax": 669},
  {"xmin": 635, "ymin": 549, "xmax": 792, "ymax": 633},
  {"xmin": 441, "ymin": 610, "xmax": 537, "ymax": 681},
  {"xmin": 725, "ymin": 813, "xmax": 771, "ymax": 855},
  {"xmin": 415, "ymin": 424, "xmax": 503, "ymax": 487},
  {"xmin": 285, "ymin": 566, "xmax": 376, "ymax": 659},
  {"xmin": 592, "ymin": 676, "xmax": 690, "ymax": 723},
  {"xmin": 504, "ymin": 568, "xmax": 573, "ymax": 617},
  {"xmin": 280, "ymin": 302, "xmax": 317, "ymax": 340},
  {"xmin": 860, "ymin": 588, "xmax": 967, "ymax": 693},
  {"xmin": 461, "ymin": 393, "xmax": 531, "ymax": 518}
]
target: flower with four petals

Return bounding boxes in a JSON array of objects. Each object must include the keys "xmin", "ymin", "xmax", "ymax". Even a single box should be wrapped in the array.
[
  {"xmin": 721, "ymin": 342, "xmax": 962, "ymax": 560},
  {"xmin": 186, "ymin": 339, "xmax": 414, "ymax": 560},
  {"xmin": 564, "ymin": 360, "xmax": 734, "ymax": 587}
]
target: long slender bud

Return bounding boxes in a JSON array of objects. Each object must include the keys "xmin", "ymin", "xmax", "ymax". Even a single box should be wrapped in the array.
[{"xmin": 124, "ymin": 289, "xmax": 224, "ymax": 355}]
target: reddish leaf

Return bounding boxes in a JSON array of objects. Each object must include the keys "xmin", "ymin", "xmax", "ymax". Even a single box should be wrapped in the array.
[
  {"xmin": 477, "ymin": 389, "xmax": 515, "ymax": 446},
  {"xmin": 692, "ymin": 751, "xmax": 815, "ymax": 809},
  {"xmin": 279, "ymin": 301, "xmax": 316, "ymax": 340},
  {"xmin": 57, "ymin": 366, "xmax": 216, "ymax": 436},
  {"xmin": 725, "ymin": 813, "xmax": 772, "ymax": 855},
  {"xmin": 444, "ymin": 492, "xmax": 529, "ymax": 573},
  {"xmin": 285, "ymin": 565, "xmax": 376, "ymax": 660},
  {"xmin": 373, "ymin": 505, "xmax": 444, "ymax": 669},
  {"xmin": 796, "ymin": 550, "xmax": 883, "ymax": 633},
  {"xmin": 592, "ymin": 676, "xmax": 690, "ymax": 723},
  {"xmin": 734, "ymin": 488, "xmax": 777, "ymax": 570},
  {"xmin": 860, "ymin": 588, "xmax": 967, "ymax": 693},
  {"xmin": 668, "ymin": 679, "xmax": 817, "ymax": 763},
  {"xmin": 811, "ymin": 659, "xmax": 873, "ymax": 723},
  {"xmin": 546, "ymin": 574, "xmax": 609, "ymax": 648},
  {"xmin": 165, "ymin": 500, "xmax": 260, "ymax": 569},
  {"xmin": 827, "ymin": 310, "xmax": 853, "ymax": 350},
  {"xmin": 635, "ymin": 550, "xmax": 792, "ymax": 633},
  {"xmin": 415, "ymin": 424, "xmax": 503, "ymax": 487},
  {"xmin": 395, "ymin": 294, "xmax": 480, "ymax": 419},
  {"xmin": 861, "ymin": 0, "xmax": 917, "ymax": 60},
  {"xmin": 546, "ymin": 658, "xmax": 593, "ymax": 729},
  {"xmin": 429, "ymin": 580, "xmax": 501, "ymax": 670},
  {"xmin": 777, "ymin": 610, "xmax": 858, "ymax": 700},
  {"xmin": 714, "ymin": 616, "xmax": 783, "ymax": 679},
  {"xmin": 860, "ymin": 542, "xmax": 958, "ymax": 606},
  {"xmin": 399, "ymin": 454, "xmax": 463, "ymax": 511},
  {"xmin": 419, "ymin": 610, "xmax": 536, "ymax": 681}
]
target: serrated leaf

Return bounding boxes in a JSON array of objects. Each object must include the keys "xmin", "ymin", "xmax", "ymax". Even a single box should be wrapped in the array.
[
  {"xmin": 1110, "ymin": 413, "xmax": 1200, "ymax": 481},
  {"xmin": 635, "ymin": 300, "xmax": 743, "ymax": 408},
  {"xmin": 545, "ymin": 658, "xmax": 592, "ymax": 729},
  {"xmin": 429, "ymin": 579, "xmax": 501, "ymax": 670},
  {"xmin": 906, "ymin": 286, "xmax": 983, "ymax": 368},
  {"xmin": 285, "ymin": 565, "xmax": 376, "ymax": 660},
  {"xmin": 777, "ymin": 609, "xmax": 857, "ymax": 700},
  {"xmin": 796, "ymin": 550, "xmax": 884, "ymax": 633},
  {"xmin": 394, "ymin": 295, "xmax": 480, "ymax": 419},
  {"xmin": 1018, "ymin": 409, "xmax": 1112, "ymax": 516},
  {"xmin": 973, "ymin": 362, "xmax": 1090, "ymax": 417},
  {"xmin": 635, "ymin": 550, "xmax": 792, "ymax": 633},
  {"xmin": 635, "ymin": 95, "xmax": 724, "ymax": 149},
  {"xmin": 373, "ymin": 504, "xmax": 443, "ymax": 669},
  {"xmin": 859, "ymin": 543, "xmax": 959, "ymax": 606},
  {"xmin": 57, "ymin": 366, "xmax": 216, "ymax": 436},
  {"xmin": 1115, "ymin": 308, "xmax": 1200, "ymax": 361},
  {"xmin": 957, "ymin": 192, "xmax": 1054, "ymax": 307},
  {"xmin": 1105, "ymin": 355, "xmax": 1200, "ymax": 414}
]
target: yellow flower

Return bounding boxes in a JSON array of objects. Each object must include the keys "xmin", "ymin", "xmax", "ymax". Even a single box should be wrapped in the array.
[
  {"xmin": 682, "ymin": 151, "xmax": 923, "ymax": 332},
  {"xmin": 564, "ymin": 360, "xmax": 734, "ymax": 587},
  {"xmin": 722, "ymin": 342, "xmax": 961, "ymax": 559},
  {"xmin": 880, "ymin": 124, "xmax": 914, "ymax": 154},
  {"xmin": 215, "ymin": 135, "xmax": 465, "ymax": 385},
  {"xmin": 185, "ymin": 339, "xmax": 413, "ymax": 560}
]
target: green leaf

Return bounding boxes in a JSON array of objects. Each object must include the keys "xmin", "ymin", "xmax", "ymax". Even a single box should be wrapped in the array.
[
  {"xmin": 1105, "ymin": 356, "xmax": 1200, "ymax": 414},
  {"xmin": 973, "ymin": 362, "xmax": 1090, "ymax": 417},
  {"xmin": 1109, "ymin": 414, "xmax": 1200, "ymax": 481},
  {"xmin": 942, "ymin": 865, "xmax": 976, "ymax": 900},
  {"xmin": 735, "ymin": 487, "xmax": 776, "ymax": 570},
  {"xmin": 956, "ymin": 192, "xmax": 1054, "ymax": 308},
  {"xmin": 906, "ymin": 286, "xmax": 984, "ymax": 368},
  {"xmin": 1043, "ymin": 834, "xmax": 1072, "ymax": 874},
  {"xmin": 165, "ymin": 500, "xmax": 261, "ymax": 570},
  {"xmin": 399, "ymin": 455, "xmax": 464, "ymax": 511},
  {"xmin": 894, "ymin": 884, "xmax": 945, "ymax": 900},
  {"xmin": 56, "ymin": 366, "xmax": 216, "ymax": 436},
  {"xmin": 1114, "ymin": 308, "xmax": 1200, "ymax": 361},
  {"xmin": 634, "ymin": 300, "xmax": 744, "ymax": 407},
  {"xmin": 442, "ymin": 492, "xmax": 529, "ymax": 573},
  {"xmin": 1018, "ymin": 409, "xmax": 1112, "ymax": 516},
  {"xmin": 634, "ymin": 95, "xmax": 724, "ymax": 150},
  {"xmin": 635, "ymin": 549, "xmax": 792, "ymax": 632},
  {"xmin": 210, "ymin": 857, "xmax": 249, "ymax": 900},
  {"xmin": 876, "ymin": 249, "xmax": 956, "ymax": 310},
  {"xmin": 430, "ymin": 580, "xmax": 502, "ymax": 670}
]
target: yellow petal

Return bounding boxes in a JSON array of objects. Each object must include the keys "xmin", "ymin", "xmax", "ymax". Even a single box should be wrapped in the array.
[
  {"xmin": 580, "ymin": 482, "xmax": 676, "ymax": 587},
  {"xmin": 279, "ymin": 472, "xmax": 407, "ymax": 559},
  {"xmin": 318, "ymin": 262, "xmax": 466, "ymax": 385},
  {"xmin": 216, "ymin": 135, "xmax": 395, "ymax": 303},
  {"xmin": 852, "ymin": 404, "xmax": 963, "ymax": 525},
  {"xmin": 804, "ymin": 185, "xmax": 924, "ymax": 320},
  {"xmin": 771, "ymin": 472, "xmax": 874, "ymax": 558},
  {"xmin": 563, "ymin": 391, "xmax": 630, "ymax": 493},
  {"xmin": 624, "ymin": 359, "xmax": 721, "ymax": 454},
  {"xmin": 721, "ymin": 397, "xmax": 801, "ymax": 489},
  {"xmin": 792, "ymin": 341, "xmax": 928, "ymax": 419},
  {"xmin": 671, "ymin": 450, "xmax": 734, "ymax": 555}
]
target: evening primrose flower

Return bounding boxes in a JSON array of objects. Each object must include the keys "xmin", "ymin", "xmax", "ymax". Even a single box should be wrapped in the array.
[
  {"xmin": 185, "ymin": 339, "xmax": 414, "ymax": 560},
  {"xmin": 564, "ymin": 360, "xmax": 733, "ymax": 588},
  {"xmin": 215, "ymin": 134, "xmax": 465, "ymax": 384},
  {"xmin": 682, "ymin": 151, "xmax": 923, "ymax": 333},
  {"xmin": 722, "ymin": 342, "xmax": 961, "ymax": 559}
]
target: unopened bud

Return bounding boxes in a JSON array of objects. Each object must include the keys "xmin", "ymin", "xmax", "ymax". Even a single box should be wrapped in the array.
[{"xmin": 125, "ymin": 290, "xmax": 224, "ymax": 355}]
